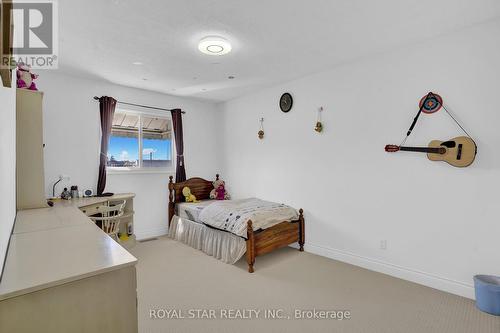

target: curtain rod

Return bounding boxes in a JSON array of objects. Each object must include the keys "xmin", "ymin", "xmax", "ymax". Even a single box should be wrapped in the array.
[{"xmin": 92, "ymin": 96, "xmax": 185, "ymax": 113}]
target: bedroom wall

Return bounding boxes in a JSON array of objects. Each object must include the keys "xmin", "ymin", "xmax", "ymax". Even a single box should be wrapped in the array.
[
  {"xmin": 0, "ymin": 78, "xmax": 16, "ymax": 279},
  {"xmin": 38, "ymin": 71, "xmax": 219, "ymax": 239},
  {"xmin": 218, "ymin": 19, "xmax": 500, "ymax": 298}
]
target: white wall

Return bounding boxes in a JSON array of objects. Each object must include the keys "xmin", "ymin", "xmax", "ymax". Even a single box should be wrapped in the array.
[
  {"xmin": 0, "ymin": 81, "xmax": 16, "ymax": 278},
  {"xmin": 38, "ymin": 71, "xmax": 219, "ymax": 239},
  {"xmin": 218, "ymin": 20, "xmax": 500, "ymax": 298}
]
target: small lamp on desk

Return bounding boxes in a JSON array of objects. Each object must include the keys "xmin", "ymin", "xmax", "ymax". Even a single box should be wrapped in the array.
[{"xmin": 52, "ymin": 174, "xmax": 70, "ymax": 198}]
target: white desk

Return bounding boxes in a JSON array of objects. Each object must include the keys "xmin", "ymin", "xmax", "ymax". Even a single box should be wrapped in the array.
[
  {"xmin": 54, "ymin": 192, "xmax": 135, "ymax": 209},
  {"xmin": 54, "ymin": 193, "xmax": 137, "ymax": 248},
  {"xmin": 13, "ymin": 206, "xmax": 90, "ymax": 234},
  {"xmin": 0, "ymin": 194, "xmax": 138, "ymax": 333}
]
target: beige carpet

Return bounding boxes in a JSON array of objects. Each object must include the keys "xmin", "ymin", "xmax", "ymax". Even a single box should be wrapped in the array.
[{"xmin": 130, "ymin": 237, "xmax": 500, "ymax": 333}]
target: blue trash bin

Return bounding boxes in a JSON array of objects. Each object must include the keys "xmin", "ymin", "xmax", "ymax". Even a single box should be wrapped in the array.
[{"xmin": 474, "ymin": 275, "xmax": 500, "ymax": 316}]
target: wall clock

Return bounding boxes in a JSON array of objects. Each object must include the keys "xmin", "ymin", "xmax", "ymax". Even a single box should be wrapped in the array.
[{"xmin": 279, "ymin": 93, "xmax": 293, "ymax": 113}]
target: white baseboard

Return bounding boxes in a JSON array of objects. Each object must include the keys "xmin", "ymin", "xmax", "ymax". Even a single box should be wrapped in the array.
[
  {"xmin": 303, "ymin": 243, "xmax": 475, "ymax": 299},
  {"xmin": 136, "ymin": 226, "xmax": 168, "ymax": 241},
  {"xmin": 135, "ymin": 228, "xmax": 475, "ymax": 299}
]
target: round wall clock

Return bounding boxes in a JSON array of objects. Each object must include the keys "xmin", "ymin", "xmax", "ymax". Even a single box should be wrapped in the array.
[{"xmin": 279, "ymin": 93, "xmax": 293, "ymax": 113}]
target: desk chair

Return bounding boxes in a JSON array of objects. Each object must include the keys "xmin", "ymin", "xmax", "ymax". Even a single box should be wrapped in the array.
[{"xmin": 89, "ymin": 200, "xmax": 126, "ymax": 241}]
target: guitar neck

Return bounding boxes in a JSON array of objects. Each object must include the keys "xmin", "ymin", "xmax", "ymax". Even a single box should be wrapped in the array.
[{"xmin": 400, "ymin": 146, "xmax": 445, "ymax": 154}]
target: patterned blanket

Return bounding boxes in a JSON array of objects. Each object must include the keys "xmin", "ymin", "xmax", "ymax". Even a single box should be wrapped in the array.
[{"xmin": 198, "ymin": 198, "xmax": 299, "ymax": 238}]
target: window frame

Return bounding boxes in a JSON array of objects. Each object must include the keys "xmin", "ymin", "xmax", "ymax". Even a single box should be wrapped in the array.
[{"xmin": 106, "ymin": 108, "xmax": 176, "ymax": 175}]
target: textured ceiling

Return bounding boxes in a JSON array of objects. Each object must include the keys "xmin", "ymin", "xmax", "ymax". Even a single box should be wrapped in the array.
[{"xmin": 57, "ymin": 0, "xmax": 500, "ymax": 102}]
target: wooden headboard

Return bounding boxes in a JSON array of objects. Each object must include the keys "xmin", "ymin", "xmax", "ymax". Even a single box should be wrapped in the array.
[{"xmin": 168, "ymin": 174, "xmax": 218, "ymax": 224}]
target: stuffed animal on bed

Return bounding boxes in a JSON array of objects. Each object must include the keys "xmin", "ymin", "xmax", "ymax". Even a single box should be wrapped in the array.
[
  {"xmin": 210, "ymin": 179, "xmax": 230, "ymax": 200},
  {"xmin": 214, "ymin": 183, "xmax": 226, "ymax": 200},
  {"xmin": 182, "ymin": 186, "xmax": 198, "ymax": 202}
]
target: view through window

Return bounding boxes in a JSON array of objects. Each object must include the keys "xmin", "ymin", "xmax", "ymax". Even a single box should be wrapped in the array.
[{"xmin": 107, "ymin": 112, "xmax": 173, "ymax": 169}]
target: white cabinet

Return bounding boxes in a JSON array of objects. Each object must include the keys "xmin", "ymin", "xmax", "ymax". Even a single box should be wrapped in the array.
[
  {"xmin": 0, "ymin": 206, "xmax": 138, "ymax": 333},
  {"xmin": 16, "ymin": 89, "xmax": 46, "ymax": 210}
]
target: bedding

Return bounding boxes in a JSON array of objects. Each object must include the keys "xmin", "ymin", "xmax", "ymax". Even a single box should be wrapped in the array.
[
  {"xmin": 176, "ymin": 200, "xmax": 214, "ymax": 222},
  {"xmin": 198, "ymin": 198, "xmax": 299, "ymax": 237}
]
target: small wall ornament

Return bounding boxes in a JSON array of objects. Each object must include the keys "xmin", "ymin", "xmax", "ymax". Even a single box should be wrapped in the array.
[
  {"xmin": 258, "ymin": 118, "xmax": 264, "ymax": 139},
  {"xmin": 315, "ymin": 107, "xmax": 324, "ymax": 133}
]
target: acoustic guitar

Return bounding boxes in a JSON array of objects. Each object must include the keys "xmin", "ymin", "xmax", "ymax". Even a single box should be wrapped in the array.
[{"xmin": 385, "ymin": 136, "xmax": 477, "ymax": 167}]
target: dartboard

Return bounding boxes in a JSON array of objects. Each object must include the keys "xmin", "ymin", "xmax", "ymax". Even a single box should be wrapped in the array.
[{"xmin": 419, "ymin": 93, "xmax": 443, "ymax": 114}]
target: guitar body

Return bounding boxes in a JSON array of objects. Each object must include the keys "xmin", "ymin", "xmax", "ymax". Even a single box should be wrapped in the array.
[
  {"xmin": 385, "ymin": 136, "xmax": 477, "ymax": 167},
  {"xmin": 426, "ymin": 136, "xmax": 477, "ymax": 167}
]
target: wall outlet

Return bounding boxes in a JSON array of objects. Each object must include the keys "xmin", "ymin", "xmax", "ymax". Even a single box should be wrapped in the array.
[{"xmin": 380, "ymin": 240, "xmax": 387, "ymax": 250}]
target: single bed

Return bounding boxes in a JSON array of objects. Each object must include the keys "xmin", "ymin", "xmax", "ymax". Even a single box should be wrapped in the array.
[{"xmin": 168, "ymin": 174, "xmax": 305, "ymax": 272}]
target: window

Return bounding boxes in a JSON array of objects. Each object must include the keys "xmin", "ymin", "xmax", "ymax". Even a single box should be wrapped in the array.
[{"xmin": 107, "ymin": 111, "xmax": 174, "ymax": 172}]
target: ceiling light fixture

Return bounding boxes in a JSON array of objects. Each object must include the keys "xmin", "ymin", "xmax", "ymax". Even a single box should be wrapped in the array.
[
  {"xmin": 198, "ymin": 36, "xmax": 232, "ymax": 56},
  {"xmin": 132, "ymin": 61, "xmax": 143, "ymax": 65}
]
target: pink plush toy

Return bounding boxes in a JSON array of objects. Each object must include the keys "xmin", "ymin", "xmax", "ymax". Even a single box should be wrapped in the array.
[
  {"xmin": 215, "ymin": 183, "xmax": 226, "ymax": 200},
  {"xmin": 210, "ymin": 179, "xmax": 230, "ymax": 200},
  {"xmin": 16, "ymin": 62, "xmax": 39, "ymax": 90}
]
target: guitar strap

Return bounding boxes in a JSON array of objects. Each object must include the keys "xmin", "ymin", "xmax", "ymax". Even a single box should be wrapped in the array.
[{"xmin": 400, "ymin": 92, "xmax": 474, "ymax": 146}]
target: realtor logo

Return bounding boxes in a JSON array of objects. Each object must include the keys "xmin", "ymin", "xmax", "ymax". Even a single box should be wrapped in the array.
[{"xmin": 1, "ymin": 0, "xmax": 58, "ymax": 69}]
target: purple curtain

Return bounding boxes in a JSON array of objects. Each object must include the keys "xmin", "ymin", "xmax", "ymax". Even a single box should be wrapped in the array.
[
  {"xmin": 171, "ymin": 108, "xmax": 186, "ymax": 182},
  {"xmin": 97, "ymin": 96, "xmax": 117, "ymax": 196}
]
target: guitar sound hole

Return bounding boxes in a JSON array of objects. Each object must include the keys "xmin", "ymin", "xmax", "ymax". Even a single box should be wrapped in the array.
[{"xmin": 441, "ymin": 141, "xmax": 456, "ymax": 148}]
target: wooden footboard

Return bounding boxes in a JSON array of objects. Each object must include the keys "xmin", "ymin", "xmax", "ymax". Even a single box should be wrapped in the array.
[{"xmin": 246, "ymin": 208, "xmax": 304, "ymax": 273}]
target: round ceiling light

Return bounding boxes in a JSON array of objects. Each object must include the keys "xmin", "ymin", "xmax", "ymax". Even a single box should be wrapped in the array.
[{"xmin": 198, "ymin": 36, "xmax": 232, "ymax": 56}]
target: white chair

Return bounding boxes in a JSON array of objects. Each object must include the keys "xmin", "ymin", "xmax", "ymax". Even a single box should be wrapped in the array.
[{"xmin": 89, "ymin": 200, "xmax": 126, "ymax": 241}]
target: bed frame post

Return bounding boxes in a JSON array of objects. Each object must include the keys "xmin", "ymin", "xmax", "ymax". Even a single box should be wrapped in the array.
[
  {"xmin": 298, "ymin": 208, "xmax": 305, "ymax": 252},
  {"xmin": 168, "ymin": 175, "xmax": 174, "ymax": 227},
  {"xmin": 246, "ymin": 220, "xmax": 255, "ymax": 273},
  {"xmin": 216, "ymin": 174, "xmax": 219, "ymax": 181}
]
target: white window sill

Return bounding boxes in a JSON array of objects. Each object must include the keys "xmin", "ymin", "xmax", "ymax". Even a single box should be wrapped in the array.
[{"xmin": 106, "ymin": 168, "xmax": 175, "ymax": 175}]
